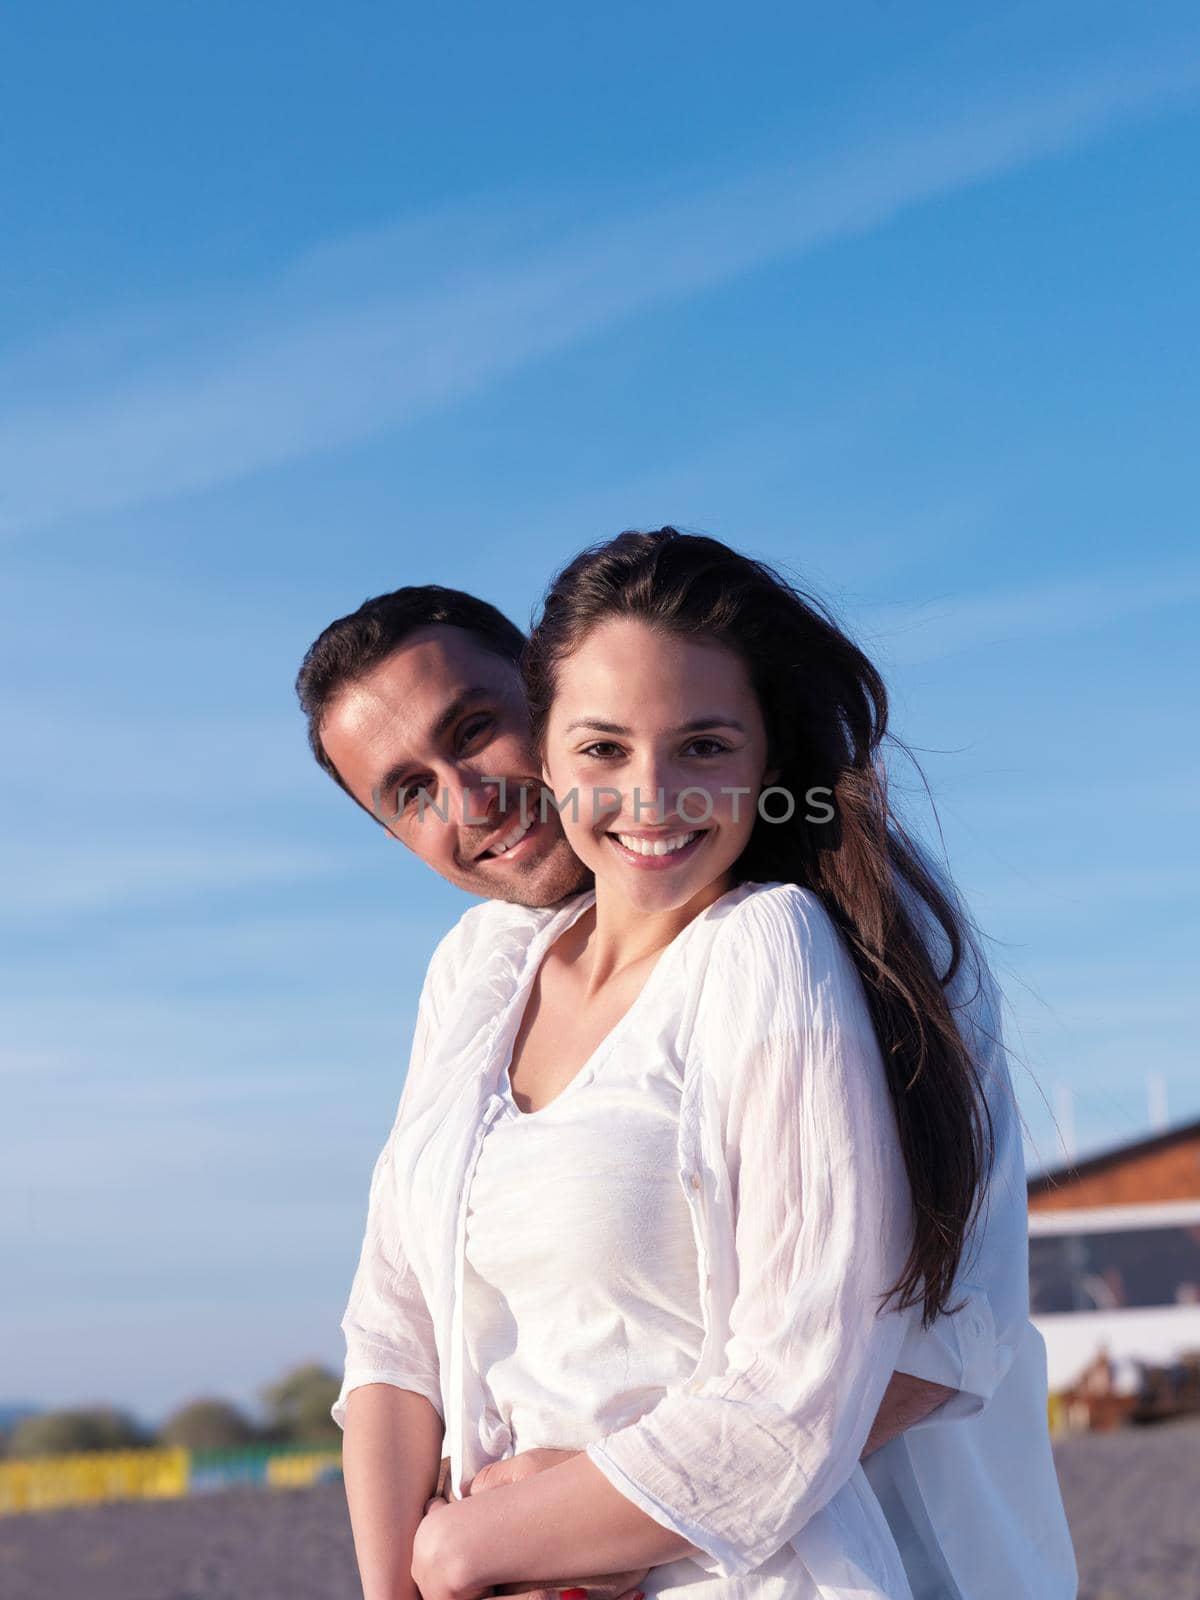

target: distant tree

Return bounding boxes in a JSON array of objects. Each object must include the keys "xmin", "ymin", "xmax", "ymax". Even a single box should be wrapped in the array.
[
  {"xmin": 8, "ymin": 1406, "xmax": 149, "ymax": 1457},
  {"xmin": 159, "ymin": 1398, "xmax": 257, "ymax": 1451},
  {"xmin": 0, "ymin": 1406, "xmax": 42, "ymax": 1458},
  {"xmin": 260, "ymin": 1363, "xmax": 341, "ymax": 1445}
]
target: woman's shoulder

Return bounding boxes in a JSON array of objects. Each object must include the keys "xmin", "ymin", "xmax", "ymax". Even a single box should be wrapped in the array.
[
  {"xmin": 705, "ymin": 879, "xmax": 850, "ymax": 972},
  {"xmin": 693, "ymin": 879, "xmax": 877, "ymax": 1041},
  {"xmin": 685, "ymin": 882, "xmax": 878, "ymax": 1105}
]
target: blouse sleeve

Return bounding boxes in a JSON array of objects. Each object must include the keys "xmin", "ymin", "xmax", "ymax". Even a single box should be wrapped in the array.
[
  {"xmin": 584, "ymin": 885, "xmax": 919, "ymax": 1579},
  {"xmin": 893, "ymin": 947, "xmax": 1031, "ymax": 1421},
  {"xmin": 330, "ymin": 942, "xmax": 449, "ymax": 1430}
]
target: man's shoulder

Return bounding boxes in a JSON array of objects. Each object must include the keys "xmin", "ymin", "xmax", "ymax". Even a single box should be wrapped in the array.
[
  {"xmin": 432, "ymin": 893, "xmax": 543, "ymax": 959},
  {"xmin": 424, "ymin": 892, "xmax": 585, "ymax": 1006}
]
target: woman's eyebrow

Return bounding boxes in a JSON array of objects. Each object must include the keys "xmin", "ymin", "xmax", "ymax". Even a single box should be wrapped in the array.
[
  {"xmin": 563, "ymin": 715, "xmax": 747, "ymax": 734},
  {"xmin": 676, "ymin": 716, "xmax": 746, "ymax": 734},
  {"xmin": 564, "ymin": 717, "xmax": 628, "ymax": 734}
]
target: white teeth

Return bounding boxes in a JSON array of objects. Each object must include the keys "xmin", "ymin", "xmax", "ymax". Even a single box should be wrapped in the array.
[
  {"xmin": 485, "ymin": 814, "xmax": 534, "ymax": 858},
  {"xmin": 613, "ymin": 831, "xmax": 699, "ymax": 858}
]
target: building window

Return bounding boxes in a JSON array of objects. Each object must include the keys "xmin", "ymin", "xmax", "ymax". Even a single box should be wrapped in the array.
[{"xmin": 1030, "ymin": 1224, "xmax": 1200, "ymax": 1314}]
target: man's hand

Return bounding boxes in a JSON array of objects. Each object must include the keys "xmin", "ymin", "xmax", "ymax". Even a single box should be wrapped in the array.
[
  {"xmin": 462, "ymin": 1446, "xmax": 576, "ymax": 1496},
  {"xmin": 429, "ymin": 1453, "xmax": 454, "ymax": 1507},
  {"xmin": 420, "ymin": 1449, "xmax": 650, "ymax": 1600}
]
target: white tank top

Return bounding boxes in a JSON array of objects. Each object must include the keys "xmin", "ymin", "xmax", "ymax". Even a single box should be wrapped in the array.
[{"xmin": 461, "ymin": 1045, "xmax": 706, "ymax": 1463}]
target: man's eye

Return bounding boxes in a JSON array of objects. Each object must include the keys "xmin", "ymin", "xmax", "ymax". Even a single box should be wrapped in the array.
[
  {"xmin": 458, "ymin": 714, "xmax": 495, "ymax": 750},
  {"xmin": 399, "ymin": 779, "xmax": 435, "ymax": 808}
]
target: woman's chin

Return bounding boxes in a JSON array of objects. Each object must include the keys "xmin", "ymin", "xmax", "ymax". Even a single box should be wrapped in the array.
[
  {"xmin": 581, "ymin": 832, "xmax": 739, "ymax": 915},
  {"xmin": 612, "ymin": 879, "xmax": 703, "ymax": 916}
]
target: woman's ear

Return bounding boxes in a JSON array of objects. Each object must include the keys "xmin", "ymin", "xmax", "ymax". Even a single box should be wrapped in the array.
[{"xmin": 763, "ymin": 765, "xmax": 781, "ymax": 787}]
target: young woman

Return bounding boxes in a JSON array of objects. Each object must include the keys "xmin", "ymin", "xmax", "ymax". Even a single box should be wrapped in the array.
[{"xmin": 334, "ymin": 530, "xmax": 1075, "ymax": 1600}]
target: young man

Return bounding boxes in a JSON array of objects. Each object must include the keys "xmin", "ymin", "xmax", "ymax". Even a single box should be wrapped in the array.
[
  {"xmin": 296, "ymin": 585, "xmax": 1074, "ymax": 1600},
  {"xmin": 297, "ymin": 585, "xmax": 591, "ymax": 910}
]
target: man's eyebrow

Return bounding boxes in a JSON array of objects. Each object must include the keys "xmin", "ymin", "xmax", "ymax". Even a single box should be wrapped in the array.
[
  {"xmin": 429, "ymin": 685, "xmax": 495, "ymax": 744},
  {"xmin": 374, "ymin": 686, "xmax": 496, "ymax": 798},
  {"xmin": 563, "ymin": 715, "xmax": 747, "ymax": 735}
]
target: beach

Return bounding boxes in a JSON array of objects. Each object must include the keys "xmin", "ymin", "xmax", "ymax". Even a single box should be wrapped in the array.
[{"xmin": 2, "ymin": 1420, "xmax": 1198, "ymax": 1599}]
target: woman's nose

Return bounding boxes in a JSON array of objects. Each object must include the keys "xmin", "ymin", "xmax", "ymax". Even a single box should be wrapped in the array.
[{"xmin": 624, "ymin": 758, "xmax": 673, "ymax": 823}]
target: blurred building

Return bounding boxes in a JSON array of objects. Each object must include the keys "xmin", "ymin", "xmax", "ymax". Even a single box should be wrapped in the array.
[
  {"xmin": 1029, "ymin": 1116, "xmax": 1200, "ymax": 1212},
  {"xmin": 1027, "ymin": 1116, "xmax": 1200, "ymax": 1424}
]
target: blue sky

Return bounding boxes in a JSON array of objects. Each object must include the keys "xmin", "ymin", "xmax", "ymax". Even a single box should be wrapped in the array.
[{"xmin": 2, "ymin": 2, "xmax": 1198, "ymax": 1421}]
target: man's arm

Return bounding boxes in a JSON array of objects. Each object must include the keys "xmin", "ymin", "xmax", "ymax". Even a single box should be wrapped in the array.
[
  {"xmin": 412, "ymin": 1367, "xmax": 959, "ymax": 1600},
  {"xmin": 863, "ymin": 1371, "xmax": 956, "ymax": 1457},
  {"xmin": 429, "ymin": 1367, "xmax": 956, "ymax": 1506},
  {"xmin": 413, "ymin": 1378, "xmax": 963, "ymax": 1600},
  {"xmin": 412, "ymin": 1372, "xmax": 950, "ymax": 1600},
  {"xmin": 343, "ymin": 1385, "xmax": 444, "ymax": 1600}
]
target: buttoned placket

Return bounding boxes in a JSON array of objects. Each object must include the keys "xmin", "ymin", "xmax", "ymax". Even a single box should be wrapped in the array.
[
  {"xmin": 445, "ymin": 909, "xmax": 725, "ymax": 1486},
  {"xmin": 445, "ymin": 921, "xmax": 560, "ymax": 1499},
  {"xmin": 446, "ymin": 1015, "xmax": 512, "ymax": 1498},
  {"xmin": 676, "ymin": 1057, "xmax": 721, "ymax": 1396},
  {"xmin": 445, "ymin": 906, "xmax": 593, "ymax": 1492}
]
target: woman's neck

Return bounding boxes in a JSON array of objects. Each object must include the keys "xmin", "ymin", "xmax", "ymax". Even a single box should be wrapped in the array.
[{"xmin": 571, "ymin": 870, "xmax": 735, "ymax": 995}]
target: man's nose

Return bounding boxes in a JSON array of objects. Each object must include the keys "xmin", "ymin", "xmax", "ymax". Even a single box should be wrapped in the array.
[{"xmin": 447, "ymin": 767, "xmax": 502, "ymax": 828}]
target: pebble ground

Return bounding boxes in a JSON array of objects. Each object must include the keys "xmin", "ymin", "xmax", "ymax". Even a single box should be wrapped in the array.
[{"xmin": 1, "ymin": 1419, "xmax": 1197, "ymax": 1599}]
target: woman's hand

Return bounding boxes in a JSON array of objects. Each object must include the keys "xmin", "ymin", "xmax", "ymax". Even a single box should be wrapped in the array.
[
  {"xmin": 412, "ymin": 1495, "xmax": 469, "ymax": 1600},
  {"xmin": 470, "ymin": 1450, "xmax": 650, "ymax": 1600},
  {"xmin": 414, "ymin": 1447, "xmax": 650, "ymax": 1600}
]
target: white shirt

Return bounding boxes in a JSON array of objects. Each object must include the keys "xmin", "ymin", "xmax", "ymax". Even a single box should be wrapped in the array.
[
  {"xmin": 461, "ymin": 991, "xmax": 708, "ymax": 1461},
  {"xmin": 460, "ymin": 952, "xmax": 789, "ymax": 1600},
  {"xmin": 333, "ymin": 879, "xmax": 1077, "ymax": 1600}
]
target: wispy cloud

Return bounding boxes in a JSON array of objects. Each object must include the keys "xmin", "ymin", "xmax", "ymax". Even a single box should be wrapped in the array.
[
  {"xmin": 2, "ymin": 46, "xmax": 1198, "ymax": 531},
  {"xmin": 934, "ymin": 776, "xmax": 1200, "ymax": 824},
  {"xmin": 864, "ymin": 562, "xmax": 1200, "ymax": 664},
  {"xmin": 969, "ymin": 860, "xmax": 1200, "ymax": 916},
  {"xmin": 0, "ymin": 842, "xmax": 341, "ymax": 918},
  {"xmin": 0, "ymin": 1049, "xmax": 81, "ymax": 1077},
  {"xmin": 1018, "ymin": 991, "xmax": 1197, "ymax": 1034}
]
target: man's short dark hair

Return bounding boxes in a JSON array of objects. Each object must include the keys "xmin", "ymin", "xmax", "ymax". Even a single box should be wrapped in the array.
[{"xmin": 295, "ymin": 584, "xmax": 526, "ymax": 806}]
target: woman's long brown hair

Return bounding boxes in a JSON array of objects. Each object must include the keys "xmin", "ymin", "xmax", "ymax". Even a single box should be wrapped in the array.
[{"xmin": 523, "ymin": 527, "xmax": 994, "ymax": 1328}]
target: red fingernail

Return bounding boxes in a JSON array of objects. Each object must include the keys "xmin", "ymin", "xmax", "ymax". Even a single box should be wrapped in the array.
[{"xmin": 559, "ymin": 1590, "xmax": 588, "ymax": 1599}]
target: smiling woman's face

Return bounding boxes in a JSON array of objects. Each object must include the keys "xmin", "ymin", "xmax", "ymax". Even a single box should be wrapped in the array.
[{"xmin": 541, "ymin": 616, "xmax": 777, "ymax": 916}]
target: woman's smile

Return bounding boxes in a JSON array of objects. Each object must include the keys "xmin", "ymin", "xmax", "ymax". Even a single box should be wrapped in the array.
[{"xmin": 603, "ymin": 826, "xmax": 710, "ymax": 871}]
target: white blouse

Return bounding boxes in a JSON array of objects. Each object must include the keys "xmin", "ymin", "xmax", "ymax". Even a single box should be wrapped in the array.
[
  {"xmin": 460, "ymin": 933, "xmax": 778, "ymax": 1600},
  {"xmin": 333, "ymin": 879, "xmax": 1076, "ymax": 1600},
  {"xmin": 461, "ymin": 978, "xmax": 707, "ymax": 1462}
]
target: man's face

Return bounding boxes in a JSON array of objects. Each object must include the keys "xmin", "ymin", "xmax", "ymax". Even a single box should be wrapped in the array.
[{"xmin": 319, "ymin": 625, "xmax": 590, "ymax": 907}]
